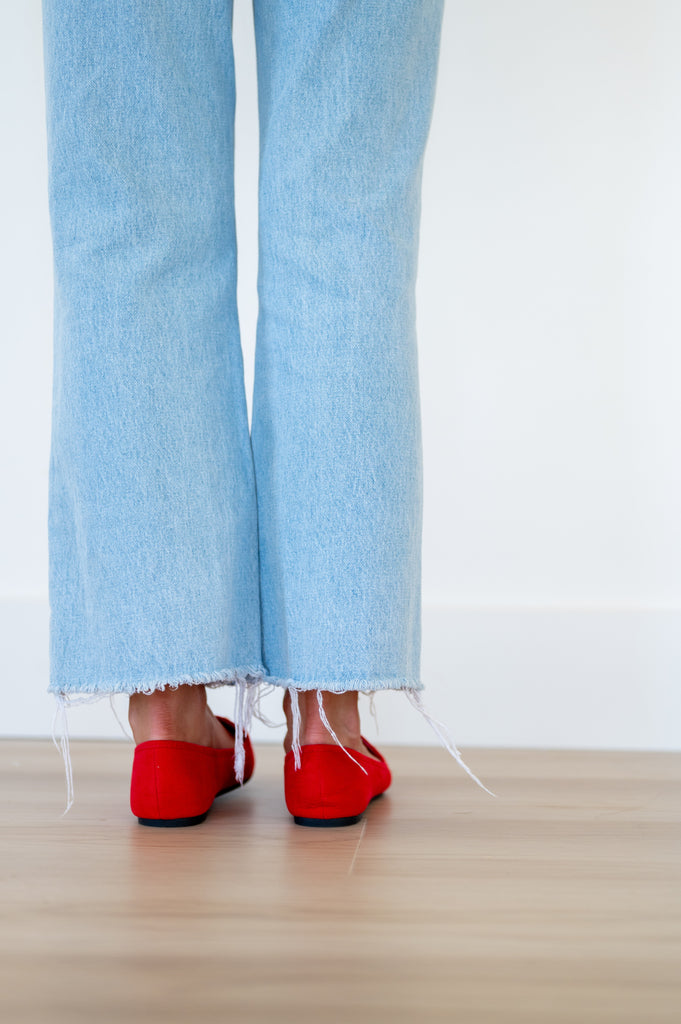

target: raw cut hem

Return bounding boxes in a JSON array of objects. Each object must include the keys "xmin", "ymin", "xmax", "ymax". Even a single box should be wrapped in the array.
[
  {"xmin": 50, "ymin": 670, "xmax": 499, "ymax": 820},
  {"xmin": 275, "ymin": 681, "xmax": 498, "ymax": 801},
  {"xmin": 260, "ymin": 675, "xmax": 426, "ymax": 693},
  {"xmin": 50, "ymin": 667, "xmax": 267, "ymax": 817},
  {"xmin": 47, "ymin": 663, "xmax": 268, "ymax": 697}
]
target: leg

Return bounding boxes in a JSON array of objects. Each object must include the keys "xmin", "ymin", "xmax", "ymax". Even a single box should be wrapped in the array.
[
  {"xmin": 251, "ymin": 0, "xmax": 445, "ymax": 702},
  {"xmin": 282, "ymin": 688, "xmax": 378, "ymax": 760},
  {"xmin": 42, "ymin": 1, "xmax": 265, "ymax": 804},
  {"xmin": 43, "ymin": 0, "xmax": 263, "ymax": 697},
  {"xmin": 251, "ymin": 0, "xmax": 450, "ymax": 820}
]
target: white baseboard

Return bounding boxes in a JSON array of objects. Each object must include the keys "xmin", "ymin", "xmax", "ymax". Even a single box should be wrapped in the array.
[{"xmin": 1, "ymin": 597, "xmax": 679, "ymax": 750}]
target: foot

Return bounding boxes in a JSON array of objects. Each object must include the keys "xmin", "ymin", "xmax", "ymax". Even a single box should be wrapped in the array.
[
  {"xmin": 282, "ymin": 689, "xmax": 381, "ymax": 761},
  {"xmin": 128, "ymin": 683, "xmax": 234, "ymax": 750}
]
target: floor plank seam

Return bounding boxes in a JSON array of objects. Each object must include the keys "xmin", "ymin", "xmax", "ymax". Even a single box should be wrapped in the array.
[{"xmin": 347, "ymin": 819, "xmax": 367, "ymax": 876}]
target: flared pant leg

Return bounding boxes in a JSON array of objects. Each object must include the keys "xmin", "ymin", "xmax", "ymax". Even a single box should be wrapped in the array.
[
  {"xmin": 43, "ymin": 0, "xmax": 493, "ymax": 802},
  {"xmin": 251, "ymin": 0, "xmax": 445, "ymax": 694},
  {"xmin": 43, "ymin": 0, "xmax": 265, "ymax": 698}
]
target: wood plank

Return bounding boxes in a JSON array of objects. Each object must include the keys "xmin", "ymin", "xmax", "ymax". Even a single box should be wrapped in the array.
[{"xmin": 0, "ymin": 741, "xmax": 679, "ymax": 1023}]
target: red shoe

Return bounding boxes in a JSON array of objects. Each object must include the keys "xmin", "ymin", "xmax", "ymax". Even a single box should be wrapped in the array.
[
  {"xmin": 284, "ymin": 738, "xmax": 391, "ymax": 827},
  {"xmin": 130, "ymin": 716, "xmax": 254, "ymax": 827}
]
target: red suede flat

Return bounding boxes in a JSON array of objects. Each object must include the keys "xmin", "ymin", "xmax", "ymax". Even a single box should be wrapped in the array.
[
  {"xmin": 284, "ymin": 737, "xmax": 391, "ymax": 827},
  {"xmin": 130, "ymin": 715, "xmax": 254, "ymax": 827}
]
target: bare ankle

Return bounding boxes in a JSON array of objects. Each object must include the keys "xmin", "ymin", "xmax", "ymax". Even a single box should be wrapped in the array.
[
  {"xmin": 283, "ymin": 688, "xmax": 376, "ymax": 758},
  {"xmin": 128, "ymin": 683, "xmax": 223, "ymax": 746}
]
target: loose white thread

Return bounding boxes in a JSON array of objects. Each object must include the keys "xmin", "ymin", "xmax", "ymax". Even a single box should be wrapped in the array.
[
  {"xmin": 405, "ymin": 688, "xmax": 498, "ymax": 798},
  {"xmin": 233, "ymin": 678, "xmax": 247, "ymax": 784},
  {"xmin": 289, "ymin": 686, "xmax": 302, "ymax": 770},
  {"xmin": 367, "ymin": 691, "xmax": 379, "ymax": 735},
  {"xmin": 316, "ymin": 690, "xmax": 369, "ymax": 776},
  {"xmin": 250, "ymin": 682, "xmax": 284, "ymax": 729},
  {"xmin": 51, "ymin": 694, "xmax": 74, "ymax": 815},
  {"xmin": 108, "ymin": 694, "xmax": 134, "ymax": 742},
  {"xmin": 233, "ymin": 676, "xmax": 261, "ymax": 783},
  {"xmin": 243, "ymin": 680, "xmax": 258, "ymax": 751},
  {"xmin": 51, "ymin": 692, "xmax": 105, "ymax": 815}
]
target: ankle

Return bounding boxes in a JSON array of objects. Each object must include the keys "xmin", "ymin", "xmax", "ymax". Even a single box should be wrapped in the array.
[
  {"xmin": 128, "ymin": 683, "xmax": 209, "ymax": 743},
  {"xmin": 283, "ymin": 689, "xmax": 363, "ymax": 748},
  {"xmin": 312, "ymin": 691, "xmax": 360, "ymax": 736}
]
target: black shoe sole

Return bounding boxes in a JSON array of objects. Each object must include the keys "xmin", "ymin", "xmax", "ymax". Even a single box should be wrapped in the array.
[
  {"xmin": 293, "ymin": 812, "xmax": 364, "ymax": 828},
  {"xmin": 291, "ymin": 792, "xmax": 383, "ymax": 828},
  {"xmin": 136, "ymin": 778, "xmax": 247, "ymax": 828},
  {"xmin": 138, "ymin": 811, "xmax": 209, "ymax": 827}
]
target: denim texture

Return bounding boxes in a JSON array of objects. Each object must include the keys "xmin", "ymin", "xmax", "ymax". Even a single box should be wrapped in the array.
[
  {"xmin": 43, "ymin": 0, "xmax": 443, "ymax": 692},
  {"xmin": 42, "ymin": 0, "xmax": 495, "ymax": 802}
]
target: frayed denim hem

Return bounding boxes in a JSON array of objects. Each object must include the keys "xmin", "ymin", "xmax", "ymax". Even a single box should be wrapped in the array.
[
  {"xmin": 259, "ymin": 675, "xmax": 426, "ymax": 693},
  {"xmin": 47, "ymin": 664, "xmax": 269, "ymax": 697},
  {"xmin": 50, "ymin": 667, "xmax": 267, "ymax": 815},
  {"xmin": 278, "ymin": 684, "xmax": 497, "ymax": 799},
  {"xmin": 240, "ymin": 674, "xmax": 497, "ymax": 800},
  {"xmin": 51, "ymin": 671, "xmax": 497, "ymax": 817}
]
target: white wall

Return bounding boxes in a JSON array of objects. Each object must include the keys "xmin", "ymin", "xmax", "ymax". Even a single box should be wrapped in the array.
[{"xmin": 1, "ymin": 1, "xmax": 679, "ymax": 753}]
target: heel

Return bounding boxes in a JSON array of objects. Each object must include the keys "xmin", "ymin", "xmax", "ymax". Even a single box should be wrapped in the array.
[
  {"xmin": 130, "ymin": 716, "xmax": 254, "ymax": 826},
  {"xmin": 284, "ymin": 742, "xmax": 391, "ymax": 827}
]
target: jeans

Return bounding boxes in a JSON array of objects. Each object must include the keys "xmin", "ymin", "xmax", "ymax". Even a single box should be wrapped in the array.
[{"xmin": 42, "ymin": 0, "xmax": 493, "ymax": 805}]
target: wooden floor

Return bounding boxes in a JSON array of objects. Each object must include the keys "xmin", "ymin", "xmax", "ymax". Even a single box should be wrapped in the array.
[{"xmin": 0, "ymin": 741, "xmax": 679, "ymax": 1023}]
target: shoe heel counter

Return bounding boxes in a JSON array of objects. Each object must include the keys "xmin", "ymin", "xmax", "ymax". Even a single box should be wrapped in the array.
[
  {"xmin": 130, "ymin": 744, "xmax": 216, "ymax": 820},
  {"xmin": 130, "ymin": 745, "xmax": 162, "ymax": 819},
  {"xmin": 285, "ymin": 748, "xmax": 372, "ymax": 819}
]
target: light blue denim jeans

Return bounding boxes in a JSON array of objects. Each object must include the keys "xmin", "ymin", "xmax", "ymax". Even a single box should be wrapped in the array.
[{"xmin": 42, "ymin": 0, "xmax": 494, "ymax": 807}]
